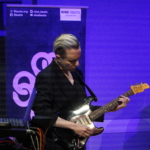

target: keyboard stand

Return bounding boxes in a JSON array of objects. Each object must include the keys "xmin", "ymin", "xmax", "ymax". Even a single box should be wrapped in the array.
[
  {"xmin": 0, "ymin": 128, "xmax": 39, "ymax": 150},
  {"xmin": 0, "ymin": 116, "xmax": 53, "ymax": 150}
]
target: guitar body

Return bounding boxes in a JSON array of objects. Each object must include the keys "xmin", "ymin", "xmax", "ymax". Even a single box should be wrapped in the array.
[
  {"xmin": 53, "ymin": 83, "xmax": 149, "ymax": 150},
  {"xmin": 53, "ymin": 96, "xmax": 104, "ymax": 149}
]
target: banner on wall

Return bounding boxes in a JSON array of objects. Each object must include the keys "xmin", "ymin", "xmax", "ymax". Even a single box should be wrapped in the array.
[{"xmin": 6, "ymin": 5, "xmax": 87, "ymax": 118}]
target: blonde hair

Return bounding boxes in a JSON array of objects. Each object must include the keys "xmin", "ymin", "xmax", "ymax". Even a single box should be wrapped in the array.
[{"xmin": 53, "ymin": 34, "xmax": 80, "ymax": 58}]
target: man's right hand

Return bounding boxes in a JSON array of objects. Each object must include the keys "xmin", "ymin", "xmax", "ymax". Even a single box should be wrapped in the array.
[
  {"xmin": 72, "ymin": 123, "xmax": 93, "ymax": 138},
  {"xmin": 54, "ymin": 117, "xmax": 93, "ymax": 138}
]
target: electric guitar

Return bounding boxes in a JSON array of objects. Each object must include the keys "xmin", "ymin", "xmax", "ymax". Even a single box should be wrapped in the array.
[{"xmin": 53, "ymin": 83, "xmax": 149, "ymax": 150}]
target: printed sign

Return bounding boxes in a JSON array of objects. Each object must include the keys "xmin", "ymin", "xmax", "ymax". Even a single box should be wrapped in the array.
[
  {"xmin": 60, "ymin": 8, "xmax": 81, "ymax": 21},
  {"xmin": 9, "ymin": 9, "xmax": 48, "ymax": 17},
  {"xmin": 6, "ymin": 5, "xmax": 86, "ymax": 118}
]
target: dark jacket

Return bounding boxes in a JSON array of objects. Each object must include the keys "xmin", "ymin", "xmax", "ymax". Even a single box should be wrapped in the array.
[
  {"xmin": 32, "ymin": 59, "xmax": 104, "ymax": 150},
  {"xmin": 32, "ymin": 59, "xmax": 104, "ymax": 122},
  {"xmin": 33, "ymin": 59, "xmax": 86, "ymax": 120}
]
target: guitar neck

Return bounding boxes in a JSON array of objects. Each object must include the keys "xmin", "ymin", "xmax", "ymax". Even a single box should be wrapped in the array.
[{"xmin": 89, "ymin": 89, "xmax": 134, "ymax": 121}]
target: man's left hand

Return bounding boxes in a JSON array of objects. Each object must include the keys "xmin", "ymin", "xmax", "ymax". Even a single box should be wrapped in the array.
[{"xmin": 111, "ymin": 95, "xmax": 130, "ymax": 112}]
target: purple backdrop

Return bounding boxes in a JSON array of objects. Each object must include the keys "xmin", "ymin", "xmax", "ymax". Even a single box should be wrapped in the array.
[{"xmin": 2, "ymin": 0, "xmax": 150, "ymax": 149}]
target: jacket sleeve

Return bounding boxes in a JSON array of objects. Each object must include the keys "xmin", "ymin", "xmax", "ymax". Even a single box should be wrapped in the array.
[{"xmin": 32, "ymin": 70, "xmax": 58, "ymax": 125}]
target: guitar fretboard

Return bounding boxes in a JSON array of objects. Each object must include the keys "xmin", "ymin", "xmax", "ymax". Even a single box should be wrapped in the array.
[{"xmin": 89, "ymin": 90, "xmax": 134, "ymax": 121}]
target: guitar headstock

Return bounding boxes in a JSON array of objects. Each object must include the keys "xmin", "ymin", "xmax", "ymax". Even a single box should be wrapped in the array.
[{"xmin": 130, "ymin": 83, "xmax": 150, "ymax": 94}]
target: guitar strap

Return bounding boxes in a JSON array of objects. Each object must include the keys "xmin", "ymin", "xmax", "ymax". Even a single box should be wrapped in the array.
[{"xmin": 74, "ymin": 71, "xmax": 98, "ymax": 102}]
